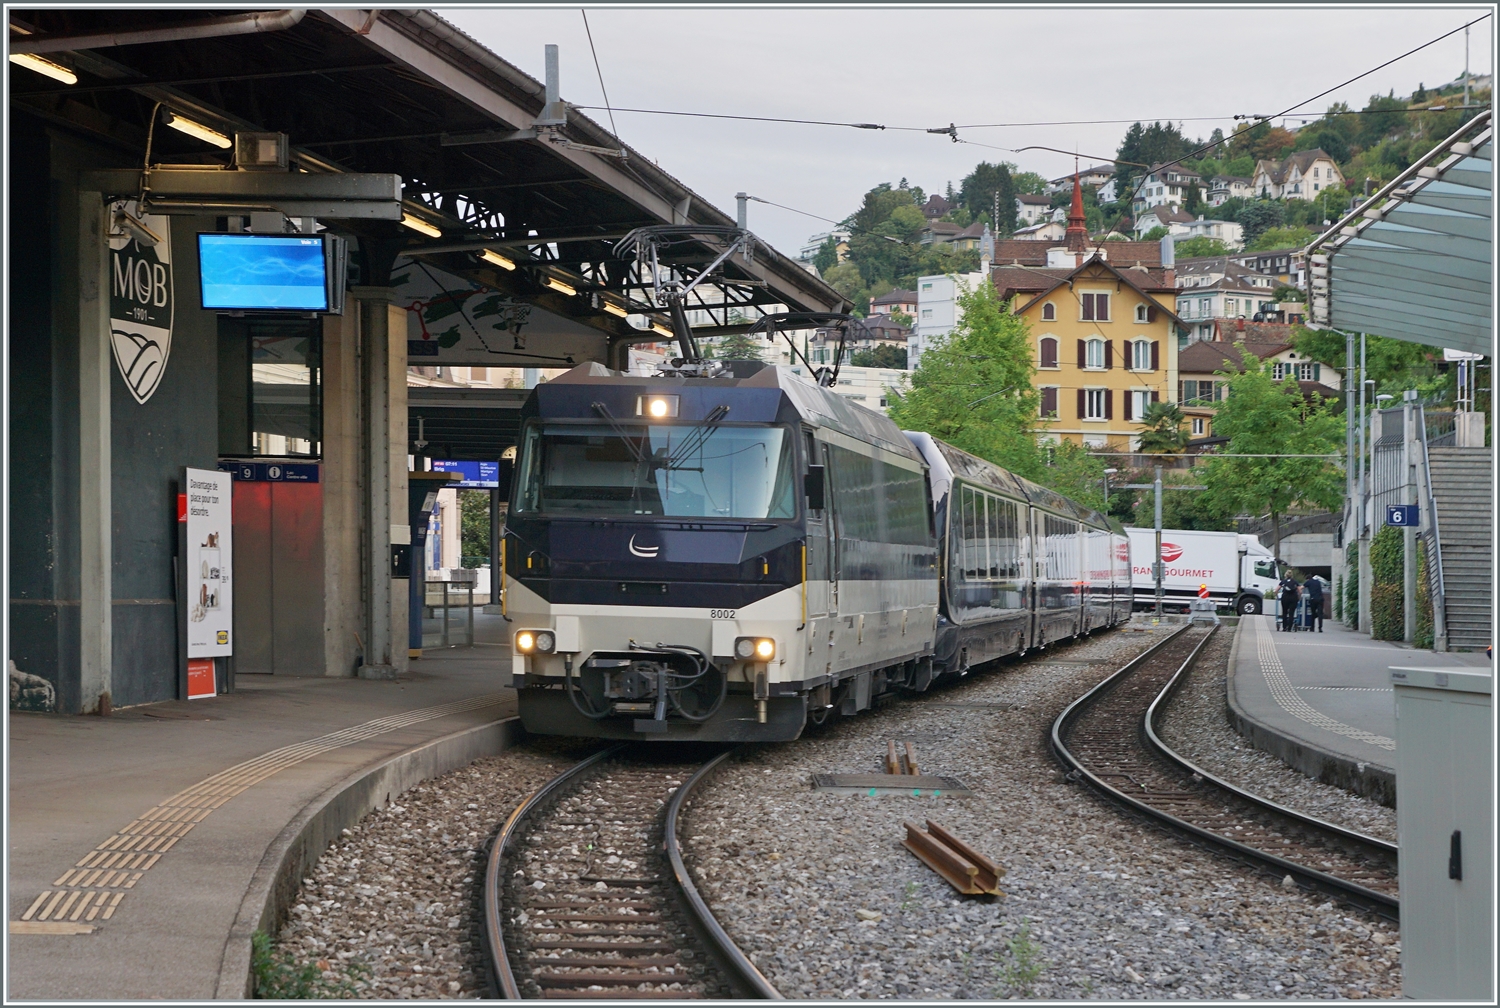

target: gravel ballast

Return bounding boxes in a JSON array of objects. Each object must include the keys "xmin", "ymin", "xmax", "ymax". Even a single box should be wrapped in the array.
[
  {"xmin": 681, "ymin": 624, "xmax": 1402, "ymax": 1000},
  {"xmin": 1154, "ymin": 627, "xmax": 1398, "ymax": 843},
  {"xmin": 268, "ymin": 742, "xmax": 592, "ymax": 999}
]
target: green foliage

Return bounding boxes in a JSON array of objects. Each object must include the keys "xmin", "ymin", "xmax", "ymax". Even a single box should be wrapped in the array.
[
  {"xmin": 1344, "ymin": 547, "xmax": 1359, "ymax": 628},
  {"xmin": 887, "ymin": 281, "xmax": 1039, "ymax": 476},
  {"xmin": 1245, "ymin": 225, "xmax": 1314, "ymax": 252},
  {"xmin": 1137, "ymin": 401, "xmax": 1189, "ymax": 455},
  {"xmin": 1415, "ymin": 537, "xmax": 1434, "ymax": 649},
  {"xmin": 1012, "ymin": 171, "xmax": 1048, "ymax": 195},
  {"xmin": 459, "ymin": 489, "xmax": 491, "ymax": 564},
  {"xmin": 849, "ymin": 343, "xmax": 907, "ymax": 369},
  {"xmin": 960, "ymin": 162, "xmax": 1017, "ymax": 235},
  {"xmin": 704, "ymin": 332, "xmax": 764, "ymax": 361},
  {"xmin": 993, "ymin": 921, "xmax": 1046, "ymax": 997},
  {"xmin": 1200, "ymin": 351, "xmax": 1345, "ymax": 557},
  {"xmin": 813, "ymin": 237, "xmax": 838, "ymax": 274},
  {"xmin": 1142, "ymin": 226, "xmax": 1170, "ymax": 242},
  {"xmin": 1131, "ymin": 472, "xmax": 1236, "ymax": 531},
  {"xmin": 251, "ymin": 931, "xmax": 369, "ymax": 999},
  {"xmin": 1333, "ymin": 574, "xmax": 1343, "ymax": 622},
  {"xmin": 1273, "ymin": 285, "xmax": 1305, "ymax": 302},
  {"xmin": 1114, "ymin": 121, "xmax": 1198, "ymax": 189},
  {"xmin": 1370, "ymin": 524, "xmax": 1403, "ymax": 584},
  {"xmin": 1293, "ymin": 327, "xmax": 1438, "ymax": 399},
  {"xmin": 1235, "ymin": 200, "xmax": 1286, "ymax": 244},
  {"xmin": 1370, "ymin": 582, "xmax": 1403, "ymax": 641},
  {"xmin": 820, "ymin": 261, "xmax": 864, "ymax": 301},
  {"xmin": 1173, "ymin": 236, "xmax": 1232, "ymax": 259}
]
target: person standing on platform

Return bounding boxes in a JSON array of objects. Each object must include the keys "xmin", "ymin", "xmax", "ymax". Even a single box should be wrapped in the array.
[
  {"xmin": 1302, "ymin": 575, "xmax": 1325, "ymax": 632},
  {"xmin": 1278, "ymin": 575, "xmax": 1300, "ymax": 632}
]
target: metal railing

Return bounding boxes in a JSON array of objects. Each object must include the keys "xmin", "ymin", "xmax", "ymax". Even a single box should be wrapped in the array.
[{"xmin": 1416, "ymin": 406, "xmax": 1448, "ymax": 652}]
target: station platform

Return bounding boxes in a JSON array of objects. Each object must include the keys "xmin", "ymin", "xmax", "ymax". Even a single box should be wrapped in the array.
[
  {"xmin": 1227, "ymin": 614, "xmax": 1489, "ymax": 804},
  {"xmin": 6, "ymin": 640, "xmax": 514, "ymax": 1001}
]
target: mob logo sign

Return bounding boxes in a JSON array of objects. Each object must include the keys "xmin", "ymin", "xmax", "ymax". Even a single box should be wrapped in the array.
[{"xmin": 108, "ymin": 201, "xmax": 174, "ymax": 404}]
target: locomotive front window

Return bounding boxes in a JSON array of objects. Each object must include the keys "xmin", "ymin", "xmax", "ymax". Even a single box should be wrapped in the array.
[{"xmin": 515, "ymin": 423, "xmax": 796, "ymax": 519}]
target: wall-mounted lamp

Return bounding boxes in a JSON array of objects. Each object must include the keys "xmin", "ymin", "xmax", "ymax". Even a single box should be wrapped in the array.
[
  {"xmin": 163, "ymin": 110, "xmax": 231, "ymax": 149},
  {"xmin": 400, "ymin": 213, "xmax": 442, "ymax": 238},
  {"xmin": 543, "ymin": 277, "xmax": 577, "ymax": 296},
  {"xmin": 9, "ymin": 53, "xmax": 76, "ymax": 84},
  {"xmin": 479, "ymin": 249, "xmax": 516, "ymax": 270}
]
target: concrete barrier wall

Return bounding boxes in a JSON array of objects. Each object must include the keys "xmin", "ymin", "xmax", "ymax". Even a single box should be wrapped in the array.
[
  {"xmin": 1224, "ymin": 622, "xmax": 1396, "ymax": 808},
  {"xmin": 215, "ymin": 718, "xmax": 524, "ymax": 999}
]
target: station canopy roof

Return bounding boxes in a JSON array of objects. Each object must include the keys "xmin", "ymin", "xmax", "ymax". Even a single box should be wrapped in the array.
[
  {"xmin": 8, "ymin": 8, "xmax": 846, "ymax": 368},
  {"xmin": 1307, "ymin": 111, "xmax": 1491, "ymax": 357}
]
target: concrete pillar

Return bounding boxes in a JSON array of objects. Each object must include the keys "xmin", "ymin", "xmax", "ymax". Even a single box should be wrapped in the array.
[
  {"xmin": 321, "ymin": 309, "xmax": 364, "ymax": 676},
  {"xmin": 78, "ymin": 191, "xmax": 112, "ymax": 712},
  {"xmin": 352, "ymin": 288, "xmax": 408, "ymax": 678}
]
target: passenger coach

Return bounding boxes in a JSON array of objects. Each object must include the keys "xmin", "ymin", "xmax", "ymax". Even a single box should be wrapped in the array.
[{"xmin": 503, "ymin": 361, "xmax": 1127, "ymax": 743}]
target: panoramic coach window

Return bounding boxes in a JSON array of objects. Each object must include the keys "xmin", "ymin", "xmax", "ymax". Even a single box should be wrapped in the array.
[
  {"xmin": 957, "ymin": 485, "xmax": 1020, "ymax": 581},
  {"xmin": 514, "ymin": 423, "xmax": 796, "ymax": 519},
  {"xmin": 218, "ymin": 317, "xmax": 322, "ymax": 457}
]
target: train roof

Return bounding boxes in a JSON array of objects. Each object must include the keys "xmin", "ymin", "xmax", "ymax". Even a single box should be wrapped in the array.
[
  {"xmin": 903, "ymin": 431, "xmax": 1120, "ymax": 533},
  {"xmin": 533, "ymin": 361, "xmax": 921, "ymax": 461}
]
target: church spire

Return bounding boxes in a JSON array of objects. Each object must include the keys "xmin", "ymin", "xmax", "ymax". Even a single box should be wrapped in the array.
[{"xmin": 1065, "ymin": 161, "xmax": 1088, "ymax": 255}]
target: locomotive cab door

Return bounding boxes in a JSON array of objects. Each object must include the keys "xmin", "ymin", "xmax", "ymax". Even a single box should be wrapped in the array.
[{"xmin": 822, "ymin": 441, "xmax": 841, "ymax": 613}]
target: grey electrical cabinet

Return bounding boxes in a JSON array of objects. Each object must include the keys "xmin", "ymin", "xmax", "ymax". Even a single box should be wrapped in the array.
[{"xmin": 1390, "ymin": 667, "xmax": 1493, "ymax": 1001}]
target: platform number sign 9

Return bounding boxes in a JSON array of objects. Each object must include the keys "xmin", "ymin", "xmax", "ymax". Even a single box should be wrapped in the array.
[
  {"xmin": 1385, "ymin": 504, "xmax": 1419, "ymax": 527},
  {"xmin": 108, "ymin": 200, "xmax": 174, "ymax": 404}
]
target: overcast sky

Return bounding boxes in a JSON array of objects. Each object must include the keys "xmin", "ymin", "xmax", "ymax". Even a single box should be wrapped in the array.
[{"xmin": 439, "ymin": 6, "xmax": 1492, "ymax": 257}]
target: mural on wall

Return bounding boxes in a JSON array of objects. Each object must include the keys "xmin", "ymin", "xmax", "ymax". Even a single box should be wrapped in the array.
[
  {"xmin": 108, "ymin": 200, "xmax": 174, "ymax": 404},
  {"xmin": 390, "ymin": 257, "xmax": 602, "ymax": 367}
]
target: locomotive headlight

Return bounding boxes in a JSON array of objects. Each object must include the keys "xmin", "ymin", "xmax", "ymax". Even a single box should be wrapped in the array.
[
  {"xmin": 534, "ymin": 631, "xmax": 556, "ymax": 654},
  {"xmin": 735, "ymin": 636, "xmax": 775, "ymax": 661},
  {"xmin": 515, "ymin": 631, "xmax": 536, "ymax": 653},
  {"xmin": 635, "ymin": 394, "xmax": 679, "ymax": 419}
]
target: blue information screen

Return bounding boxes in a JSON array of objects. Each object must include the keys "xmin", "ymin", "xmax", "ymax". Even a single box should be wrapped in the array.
[
  {"xmin": 198, "ymin": 234, "xmax": 328, "ymax": 310},
  {"xmin": 430, "ymin": 460, "xmax": 500, "ymax": 488}
]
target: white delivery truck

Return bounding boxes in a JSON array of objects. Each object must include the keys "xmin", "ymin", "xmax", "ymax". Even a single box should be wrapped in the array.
[{"xmin": 1126, "ymin": 527, "xmax": 1284, "ymax": 615}]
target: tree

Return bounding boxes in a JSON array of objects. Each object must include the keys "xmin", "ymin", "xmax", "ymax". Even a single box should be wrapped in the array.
[
  {"xmin": 1136, "ymin": 401, "xmax": 1189, "ymax": 455},
  {"xmin": 1245, "ymin": 225, "xmax": 1313, "ymax": 252},
  {"xmin": 1199, "ymin": 351, "xmax": 1345, "ymax": 559},
  {"xmin": 960, "ymin": 162, "xmax": 1017, "ymax": 235},
  {"xmin": 849, "ymin": 343, "xmax": 907, "ymax": 369},
  {"xmin": 813, "ymin": 236, "xmax": 838, "ymax": 274},
  {"xmin": 459, "ymin": 489, "xmax": 490, "ymax": 565},
  {"xmin": 1130, "ymin": 471, "xmax": 1235, "ymax": 531},
  {"xmin": 1173, "ymin": 236, "xmax": 1231, "ymax": 259},
  {"xmin": 1235, "ymin": 200, "xmax": 1286, "ymax": 244},
  {"xmin": 1142, "ymin": 225, "xmax": 1170, "ymax": 242},
  {"xmin": 704, "ymin": 332, "xmax": 764, "ymax": 361},
  {"xmin": 820, "ymin": 261, "xmax": 864, "ymax": 302},
  {"xmin": 1011, "ymin": 171, "xmax": 1048, "ymax": 195},
  {"xmin": 887, "ymin": 279, "xmax": 1041, "ymax": 477},
  {"xmin": 1114, "ymin": 121, "xmax": 1197, "ymax": 190}
]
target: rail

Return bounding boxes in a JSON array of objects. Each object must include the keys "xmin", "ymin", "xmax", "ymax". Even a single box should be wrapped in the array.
[
  {"xmin": 483, "ymin": 745, "xmax": 779, "ymax": 1000},
  {"xmin": 1051, "ymin": 624, "xmax": 1399, "ymax": 921}
]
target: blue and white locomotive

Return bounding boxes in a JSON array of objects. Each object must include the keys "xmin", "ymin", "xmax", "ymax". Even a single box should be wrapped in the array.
[{"xmin": 501, "ymin": 358, "xmax": 1128, "ymax": 743}]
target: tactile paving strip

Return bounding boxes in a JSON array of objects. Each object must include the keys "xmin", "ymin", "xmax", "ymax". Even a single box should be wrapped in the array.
[
  {"xmin": 1255, "ymin": 619, "xmax": 1396, "ymax": 751},
  {"xmin": 11, "ymin": 693, "xmax": 507, "ymax": 933}
]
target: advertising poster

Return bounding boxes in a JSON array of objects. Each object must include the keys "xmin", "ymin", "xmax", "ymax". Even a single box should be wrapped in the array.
[
  {"xmin": 185, "ymin": 467, "xmax": 233, "ymax": 657},
  {"xmin": 108, "ymin": 200, "xmax": 174, "ymax": 404}
]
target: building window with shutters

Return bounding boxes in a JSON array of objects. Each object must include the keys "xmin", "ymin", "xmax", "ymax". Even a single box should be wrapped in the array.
[
  {"xmin": 1083, "ymin": 388, "xmax": 1108, "ymax": 420},
  {"xmin": 1040, "ymin": 387, "xmax": 1059, "ymax": 418},
  {"xmin": 1041, "ymin": 302, "xmax": 1056, "ymax": 321},
  {"xmin": 1080, "ymin": 292, "xmax": 1110, "ymax": 321},
  {"xmin": 1084, "ymin": 338, "xmax": 1105, "ymax": 369},
  {"xmin": 1135, "ymin": 303, "xmax": 1150, "ymax": 323},
  {"xmin": 1129, "ymin": 339, "xmax": 1149, "ymax": 370},
  {"xmin": 1038, "ymin": 337, "xmax": 1058, "ymax": 369},
  {"xmin": 1126, "ymin": 389, "xmax": 1153, "ymax": 420}
]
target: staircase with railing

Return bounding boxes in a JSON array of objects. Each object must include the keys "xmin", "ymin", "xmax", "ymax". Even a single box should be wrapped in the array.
[{"xmin": 1426, "ymin": 444, "xmax": 1492, "ymax": 651}]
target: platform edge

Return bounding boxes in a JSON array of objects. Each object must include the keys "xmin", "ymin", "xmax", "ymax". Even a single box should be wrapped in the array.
[
  {"xmin": 213, "ymin": 716, "xmax": 524, "ymax": 999},
  {"xmin": 1224, "ymin": 620, "xmax": 1396, "ymax": 808}
]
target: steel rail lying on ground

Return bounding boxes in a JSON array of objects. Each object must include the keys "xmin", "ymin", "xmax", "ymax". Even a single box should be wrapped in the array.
[
  {"xmin": 484, "ymin": 744, "xmax": 778, "ymax": 999},
  {"xmin": 1050, "ymin": 625, "xmax": 1400, "ymax": 922}
]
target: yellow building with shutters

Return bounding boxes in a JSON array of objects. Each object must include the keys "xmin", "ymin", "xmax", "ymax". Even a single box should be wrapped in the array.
[{"xmin": 992, "ymin": 255, "xmax": 1183, "ymax": 452}]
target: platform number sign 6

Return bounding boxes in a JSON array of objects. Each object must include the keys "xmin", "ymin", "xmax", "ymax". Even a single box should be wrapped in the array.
[{"xmin": 1385, "ymin": 505, "xmax": 1419, "ymax": 527}]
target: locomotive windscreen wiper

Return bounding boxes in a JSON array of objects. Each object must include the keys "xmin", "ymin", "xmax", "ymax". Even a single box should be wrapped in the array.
[{"xmin": 589, "ymin": 403, "xmax": 729, "ymax": 472}]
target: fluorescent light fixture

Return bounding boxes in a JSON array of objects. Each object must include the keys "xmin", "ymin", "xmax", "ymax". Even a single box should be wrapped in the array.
[
  {"xmin": 9, "ymin": 53, "xmax": 77, "ymax": 85},
  {"xmin": 602, "ymin": 301, "xmax": 629, "ymax": 318},
  {"xmin": 543, "ymin": 277, "xmax": 577, "ymax": 296},
  {"xmin": 651, "ymin": 323, "xmax": 673, "ymax": 338},
  {"xmin": 163, "ymin": 110, "xmax": 231, "ymax": 149},
  {"xmin": 480, "ymin": 249, "xmax": 516, "ymax": 270},
  {"xmin": 400, "ymin": 213, "xmax": 442, "ymax": 238}
]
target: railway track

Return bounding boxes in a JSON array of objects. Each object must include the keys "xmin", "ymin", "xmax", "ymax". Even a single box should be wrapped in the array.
[
  {"xmin": 1051, "ymin": 623, "xmax": 1400, "ymax": 921},
  {"xmin": 484, "ymin": 745, "xmax": 781, "ymax": 1000}
]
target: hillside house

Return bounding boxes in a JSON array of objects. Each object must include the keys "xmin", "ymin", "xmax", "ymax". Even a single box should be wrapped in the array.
[
  {"xmin": 1252, "ymin": 149, "xmax": 1344, "ymax": 200},
  {"xmin": 1207, "ymin": 175, "xmax": 1255, "ymax": 206},
  {"xmin": 1016, "ymin": 192, "xmax": 1054, "ymax": 225},
  {"xmin": 1176, "ymin": 216, "xmax": 1245, "ymax": 249},
  {"xmin": 1131, "ymin": 164, "xmax": 1203, "ymax": 214},
  {"xmin": 869, "ymin": 288, "xmax": 918, "ymax": 317},
  {"xmin": 1047, "ymin": 163, "xmax": 1114, "ymax": 193},
  {"xmin": 1132, "ymin": 205, "xmax": 1196, "ymax": 239}
]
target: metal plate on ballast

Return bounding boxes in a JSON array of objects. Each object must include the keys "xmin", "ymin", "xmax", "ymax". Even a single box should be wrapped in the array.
[{"xmin": 812, "ymin": 773, "xmax": 974, "ymax": 797}]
